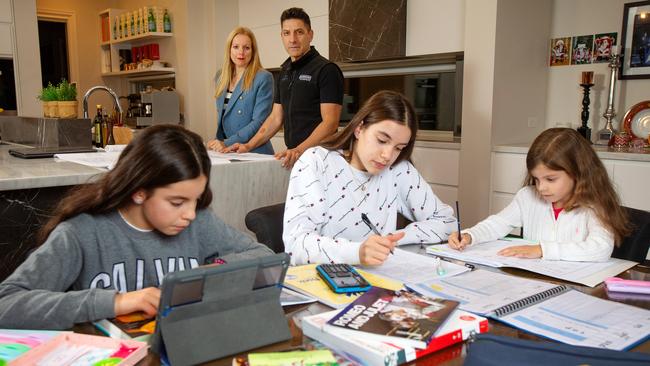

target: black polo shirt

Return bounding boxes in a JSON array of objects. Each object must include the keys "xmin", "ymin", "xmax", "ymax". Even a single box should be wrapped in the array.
[{"xmin": 274, "ymin": 47, "xmax": 344, "ymax": 149}]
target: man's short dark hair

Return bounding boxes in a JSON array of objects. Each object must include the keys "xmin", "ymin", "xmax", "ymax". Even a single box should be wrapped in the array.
[{"xmin": 280, "ymin": 7, "xmax": 311, "ymax": 29}]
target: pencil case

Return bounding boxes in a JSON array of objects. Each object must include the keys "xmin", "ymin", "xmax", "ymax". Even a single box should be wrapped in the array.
[{"xmin": 464, "ymin": 333, "xmax": 650, "ymax": 366}]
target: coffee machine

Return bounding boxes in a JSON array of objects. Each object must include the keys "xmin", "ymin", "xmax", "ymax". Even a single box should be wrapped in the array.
[{"xmin": 124, "ymin": 90, "xmax": 180, "ymax": 127}]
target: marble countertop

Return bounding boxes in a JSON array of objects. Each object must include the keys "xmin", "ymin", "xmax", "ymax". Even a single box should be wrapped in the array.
[
  {"xmin": 494, "ymin": 143, "xmax": 650, "ymax": 162},
  {"xmin": 0, "ymin": 145, "xmax": 105, "ymax": 191}
]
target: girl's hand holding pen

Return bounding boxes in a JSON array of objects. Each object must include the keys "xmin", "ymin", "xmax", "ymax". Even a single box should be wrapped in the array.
[
  {"xmin": 448, "ymin": 231, "xmax": 472, "ymax": 251},
  {"xmin": 359, "ymin": 232, "xmax": 405, "ymax": 266}
]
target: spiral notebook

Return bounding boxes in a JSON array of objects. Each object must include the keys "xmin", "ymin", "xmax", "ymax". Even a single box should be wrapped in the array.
[{"xmin": 408, "ymin": 269, "xmax": 650, "ymax": 351}]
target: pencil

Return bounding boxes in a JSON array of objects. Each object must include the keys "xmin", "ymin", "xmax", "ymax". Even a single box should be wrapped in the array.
[{"xmin": 455, "ymin": 201, "xmax": 461, "ymax": 242}]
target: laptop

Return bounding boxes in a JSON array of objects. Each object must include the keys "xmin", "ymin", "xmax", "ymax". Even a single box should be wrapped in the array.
[{"xmin": 8, "ymin": 146, "xmax": 96, "ymax": 159}]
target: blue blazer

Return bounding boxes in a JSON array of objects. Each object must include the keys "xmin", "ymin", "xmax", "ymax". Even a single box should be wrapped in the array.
[{"xmin": 215, "ymin": 69, "xmax": 274, "ymax": 154}]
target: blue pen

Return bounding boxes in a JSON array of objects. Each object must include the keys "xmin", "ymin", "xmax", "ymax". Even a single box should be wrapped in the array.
[{"xmin": 361, "ymin": 213, "xmax": 394, "ymax": 255}]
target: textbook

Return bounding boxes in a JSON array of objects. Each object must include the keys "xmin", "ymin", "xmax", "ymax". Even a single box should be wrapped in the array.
[
  {"xmin": 426, "ymin": 239, "xmax": 637, "ymax": 287},
  {"xmin": 247, "ymin": 350, "xmax": 338, "ymax": 366},
  {"xmin": 284, "ymin": 264, "xmax": 403, "ymax": 309},
  {"xmin": 409, "ymin": 269, "xmax": 650, "ymax": 351},
  {"xmin": 0, "ymin": 329, "xmax": 147, "ymax": 365},
  {"xmin": 93, "ymin": 312, "xmax": 156, "ymax": 342},
  {"xmin": 302, "ymin": 308, "xmax": 488, "ymax": 366},
  {"xmin": 325, "ymin": 287, "xmax": 459, "ymax": 349}
]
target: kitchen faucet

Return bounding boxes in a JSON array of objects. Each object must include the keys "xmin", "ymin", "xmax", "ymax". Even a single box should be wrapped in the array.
[{"xmin": 82, "ymin": 85, "xmax": 123, "ymax": 119}]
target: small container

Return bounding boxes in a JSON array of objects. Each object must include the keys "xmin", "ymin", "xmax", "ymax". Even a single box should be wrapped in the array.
[{"xmin": 609, "ymin": 131, "xmax": 631, "ymax": 149}]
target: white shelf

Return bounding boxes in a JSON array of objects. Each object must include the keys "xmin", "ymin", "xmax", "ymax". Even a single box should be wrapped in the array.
[
  {"xmin": 110, "ymin": 32, "xmax": 172, "ymax": 45},
  {"xmin": 101, "ymin": 67, "xmax": 175, "ymax": 77}
]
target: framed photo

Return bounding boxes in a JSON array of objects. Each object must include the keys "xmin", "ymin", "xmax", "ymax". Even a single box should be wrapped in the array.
[
  {"xmin": 571, "ymin": 35, "xmax": 594, "ymax": 64},
  {"xmin": 620, "ymin": 1, "xmax": 650, "ymax": 79}
]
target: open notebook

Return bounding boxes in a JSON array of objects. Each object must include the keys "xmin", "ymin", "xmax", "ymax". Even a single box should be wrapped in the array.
[{"xmin": 408, "ymin": 269, "xmax": 650, "ymax": 351}]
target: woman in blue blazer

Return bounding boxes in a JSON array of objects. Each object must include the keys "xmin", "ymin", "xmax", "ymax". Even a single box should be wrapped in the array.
[{"xmin": 207, "ymin": 27, "xmax": 274, "ymax": 154}]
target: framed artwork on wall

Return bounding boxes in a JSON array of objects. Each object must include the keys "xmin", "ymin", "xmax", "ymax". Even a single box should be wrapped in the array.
[{"xmin": 620, "ymin": 1, "xmax": 650, "ymax": 79}]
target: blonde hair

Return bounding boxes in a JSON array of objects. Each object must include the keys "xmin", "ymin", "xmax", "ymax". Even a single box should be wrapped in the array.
[
  {"xmin": 215, "ymin": 27, "xmax": 263, "ymax": 98},
  {"xmin": 524, "ymin": 128, "xmax": 630, "ymax": 244}
]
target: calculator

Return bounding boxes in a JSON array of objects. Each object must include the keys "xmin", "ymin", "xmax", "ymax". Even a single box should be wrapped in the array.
[{"xmin": 316, "ymin": 263, "xmax": 371, "ymax": 294}]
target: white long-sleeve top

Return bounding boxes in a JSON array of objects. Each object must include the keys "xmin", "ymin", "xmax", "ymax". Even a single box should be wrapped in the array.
[
  {"xmin": 466, "ymin": 186, "xmax": 614, "ymax": 262},
  {"xmin": 283, "ymin": 146, "xmax": 457, "ymax": 265}
]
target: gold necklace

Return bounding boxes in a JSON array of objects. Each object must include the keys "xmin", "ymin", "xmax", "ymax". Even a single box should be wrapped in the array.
[{"xmin": 348, "ymin": 164, "xmax": 372, "ymax": 192}]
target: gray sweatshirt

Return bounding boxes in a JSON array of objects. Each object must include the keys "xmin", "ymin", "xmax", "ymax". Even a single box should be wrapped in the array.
[{"xmin": 0, "ymin": 209, "xmax": 273, "ymax": 329}]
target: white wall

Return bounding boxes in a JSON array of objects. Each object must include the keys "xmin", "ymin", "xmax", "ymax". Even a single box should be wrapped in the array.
[
  {"xmin": 546, "ymin": 0, "xmax": 650, "ymax": 135},
  {"xmin": 406, "ymin": 0, "xmax": 464, "ymax": 55},
  {"xmin": 12, "ymin": 0, "xmax": 43, "ymax": 117},
  {"xmin": 237, "ymin": 0, "xmax": 329, "ymax": 68}
]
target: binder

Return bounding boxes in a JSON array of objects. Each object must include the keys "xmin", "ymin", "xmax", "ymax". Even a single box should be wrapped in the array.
[{"xmin": 150, "ymin": 253, "xmax": 292, "ymax": 366}]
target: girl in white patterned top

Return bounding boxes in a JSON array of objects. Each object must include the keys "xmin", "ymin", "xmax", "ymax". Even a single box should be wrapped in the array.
[{"xmin": 283, "ymin": 91, "xmax": 457, "ymax": 265}]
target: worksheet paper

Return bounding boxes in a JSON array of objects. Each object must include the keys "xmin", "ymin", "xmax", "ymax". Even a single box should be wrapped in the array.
[
  {"xmin": 360, "ymin": 247, "xmax": 470, "ymax": 284},
  {"xmin": 407, "ymin": 269, "xmax": 560, "ymax": 315},
  {"xmin": 499, "ymin": 289, "xmax": 650, "ymax": 350},
  {"xmin": 426, "ymin": 240, "xmax": 636, "ymax": 287}
]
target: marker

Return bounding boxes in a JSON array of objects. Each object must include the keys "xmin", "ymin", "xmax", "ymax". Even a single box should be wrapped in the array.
[{"xmin": 361, "ymin": 213, "xmax": 394, "ymax": 255}]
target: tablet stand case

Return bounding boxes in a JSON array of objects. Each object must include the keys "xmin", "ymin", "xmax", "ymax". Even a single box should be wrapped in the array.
[{"xmin": 151, "ymin": 253, "xmax": 291, "ymax": 366}]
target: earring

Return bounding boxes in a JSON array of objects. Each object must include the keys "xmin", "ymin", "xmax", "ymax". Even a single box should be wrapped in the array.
[{"xmin": 134, "ymin": 197, "xmax": 144, "ymax": 205}]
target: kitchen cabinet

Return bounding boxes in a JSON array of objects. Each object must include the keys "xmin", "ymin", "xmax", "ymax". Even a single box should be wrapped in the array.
[
  {"xmin": 98, "ymin": 8, "xmax": 174, "ymax": 78},
  {"xmin": 270, "ymin": 135, "xmax": 460, "ymax": 206},
  {"xmin": 0, "ymin": 0, "xmax": 12, "ymax": 57},
  {"xmin": 490, "ymin": 149, "xmax": 650, "ymax": 213}
]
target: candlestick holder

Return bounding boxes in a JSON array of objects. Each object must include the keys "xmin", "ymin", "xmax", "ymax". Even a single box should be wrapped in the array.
[
  {"xmin": 577, "ymin": 82, "xmax": 594, "ymax": 142},
  {"xmin": 595, "ymin": 53, "xmax": 620, "ymax": 145}
]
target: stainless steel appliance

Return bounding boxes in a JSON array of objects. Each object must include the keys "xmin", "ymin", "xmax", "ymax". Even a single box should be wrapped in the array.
[{"xmin": 126, "ymin": 90, "xmax": 180, "ymax": 127}]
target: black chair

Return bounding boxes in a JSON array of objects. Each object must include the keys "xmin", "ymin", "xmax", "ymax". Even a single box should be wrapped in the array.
[
  {"xmin": 612, "ymin": 206, "xmax": 650, "ymax": 264},
  {"xmin": 245, "ymin": 203, "xmax": 286, "ymax": 253}
]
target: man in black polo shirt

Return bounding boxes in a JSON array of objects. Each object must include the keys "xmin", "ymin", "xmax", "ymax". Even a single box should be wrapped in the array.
[{"xmin": 225, "ymin": 7, "xmax": 344, "ymax": 169}]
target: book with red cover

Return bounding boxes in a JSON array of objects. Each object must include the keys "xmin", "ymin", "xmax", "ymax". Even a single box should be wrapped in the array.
[
  {"xmin": 303, "ymin": 308, "xmax": 488, "ymax": 366},
  {"xmin": 326, "ymin": 287, "xmax": 460, "ymax": 350}
]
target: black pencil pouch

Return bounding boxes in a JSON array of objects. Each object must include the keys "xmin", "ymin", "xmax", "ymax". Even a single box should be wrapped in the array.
[{"xmin": 464, "ymin": 333, "xmax": 650, "ymax": 366}]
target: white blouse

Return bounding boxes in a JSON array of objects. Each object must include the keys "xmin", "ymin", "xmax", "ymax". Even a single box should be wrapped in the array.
[
  {"xmin": 283, "ymin": 146, "xmax": 457, "ymax": 265},
  {"xmin": 465, "ymin": 186, "xmax": 615, "ymax": 262}
]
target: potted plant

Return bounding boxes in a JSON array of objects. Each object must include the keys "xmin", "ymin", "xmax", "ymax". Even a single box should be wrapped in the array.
[
  {"xmin": 38, "ymin": 82, "xmax": 58, "ymax": 117},
  {"xmin": 57, "ymin": 79, "xmax": 78, "ymax": 118}
]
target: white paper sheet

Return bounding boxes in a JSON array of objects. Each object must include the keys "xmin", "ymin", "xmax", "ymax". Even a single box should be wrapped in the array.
[
  {"xmin": 359, "ymin": 248, "xmax": 470, "ymax": 285},
  {"xmin": 426, "ymin": 240, "xmax": 637, "ymax": 287}
]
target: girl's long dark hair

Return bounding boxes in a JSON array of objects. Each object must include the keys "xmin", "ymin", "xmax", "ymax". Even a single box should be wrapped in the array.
[
  {"xmin": 322, "ymin": 90, "xmax": 418, "ymax": 163},
  {"xmin": 524, "ymin": 128, "xmax": 630, "ymax": 244},
  {"xmin": 38, "ymin": 124, "xmax": 212, "ymax": 243}
]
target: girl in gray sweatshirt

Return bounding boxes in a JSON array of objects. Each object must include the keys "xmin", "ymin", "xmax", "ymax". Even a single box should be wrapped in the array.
[{"xmin": 0, "ymin": 125, "xmax": 273, "ymax": 329}]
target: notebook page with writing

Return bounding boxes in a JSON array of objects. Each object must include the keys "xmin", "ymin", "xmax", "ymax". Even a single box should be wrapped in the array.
[
  {"xmin": 426, "ymin": 240, "xmax": 637, "ymax": 287},
  {"xmin": 407, "ymin": 269, "xmax": 563, "ymax": 315},
  {"xmin": 360, "ymin": 248, "xmax": 470, "ymax": 284},
  {"xmin": 498, "ymin": 290, "xmax": 650, "ymax": 351}
]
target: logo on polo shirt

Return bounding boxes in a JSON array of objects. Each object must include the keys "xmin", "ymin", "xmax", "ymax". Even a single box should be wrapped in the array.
[{"xmin": 298, "ymin": 74, "xmax": 312, "ymax": 82}]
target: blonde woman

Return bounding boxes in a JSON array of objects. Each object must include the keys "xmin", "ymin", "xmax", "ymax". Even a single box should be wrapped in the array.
[{"xmin": 207, "ymin": 27, "xmax": 274, "ymax": 154}]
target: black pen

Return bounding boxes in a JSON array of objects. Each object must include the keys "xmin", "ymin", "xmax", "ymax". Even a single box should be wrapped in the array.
[
  {"xmin": 455, "ymin": 200, "xmax": 462, "ymax": 242},
  {"xmin": 361, "ymin": 213, "xmax": 394, "ymax": 255}
]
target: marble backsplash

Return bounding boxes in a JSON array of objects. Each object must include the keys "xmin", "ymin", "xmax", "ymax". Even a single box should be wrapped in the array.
[
  {"xmin": 0, "ymin": 116, "xmax": 92, "ymax": 148},
  {"xmin": 329, "ymin": 0, "xmax": 406, "ymax": 62}
]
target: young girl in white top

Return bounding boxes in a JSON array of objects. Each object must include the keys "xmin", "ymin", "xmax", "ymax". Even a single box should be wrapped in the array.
[
  {"xmin": 283, "ymin": 90, "xmax": 457, "ymax": 266},
  {"xmin": 449, "ymin": 128, "xmax": 630, "ymax": 262}
]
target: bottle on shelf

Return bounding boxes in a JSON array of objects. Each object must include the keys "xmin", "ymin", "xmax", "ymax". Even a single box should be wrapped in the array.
[
  {"xmin": 130, "ymin": 12, "xmax": 135, "ymax": 37},
  {"xmin": 93, "ymin": 105, "xmax": 104, "ymax": 148},
  {"xmin": 163, "ymin": 9, "xmax": 171, "ymax": 33},
  {"xmin": 113, "ymin": 16, "xmax": 118, "ymax": 40},
  {"xmin": 147, "ymin": 8, "xmax": 156, "ymax": 32}
]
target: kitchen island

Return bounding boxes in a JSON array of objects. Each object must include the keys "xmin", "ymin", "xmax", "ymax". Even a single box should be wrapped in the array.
[{"xmin": 0, "ymin": 145, "xmax": 289, "ymax": 281}]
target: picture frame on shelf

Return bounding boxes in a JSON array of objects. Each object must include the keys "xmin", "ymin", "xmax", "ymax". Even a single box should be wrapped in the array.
[{"xmin": 620, "ymin": 1, "xmax": 650, "ymax": 79}]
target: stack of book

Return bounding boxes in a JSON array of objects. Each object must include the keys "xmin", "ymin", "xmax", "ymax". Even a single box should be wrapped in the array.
[{"xmin": 302, "ymin": 287, "xmax": 488, "ymax": 365}]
